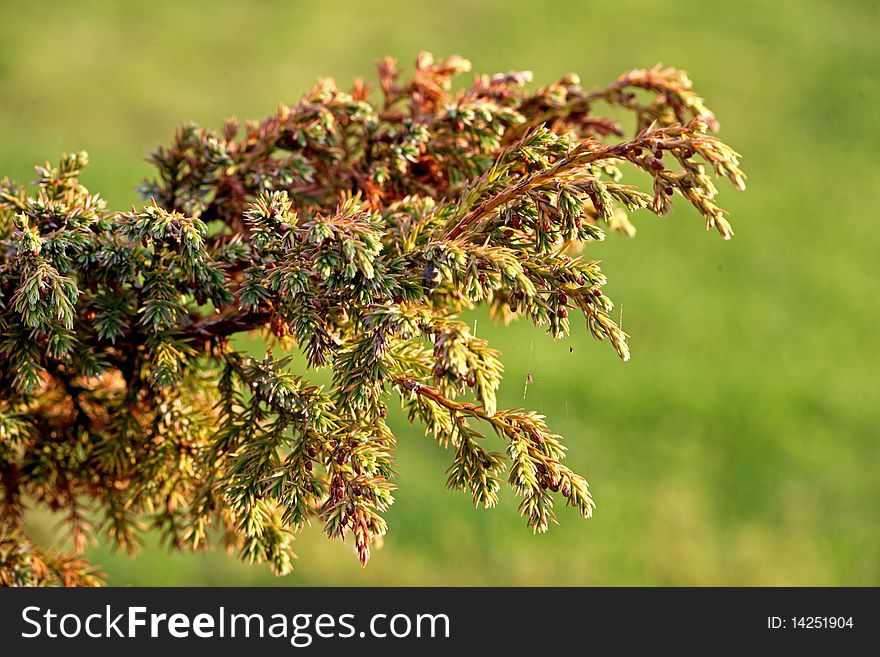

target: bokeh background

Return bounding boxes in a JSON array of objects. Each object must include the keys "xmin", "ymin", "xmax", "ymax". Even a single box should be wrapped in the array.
[{"xmin": 2, "ymin": 0, "xmax": 877, "ymax": 585}]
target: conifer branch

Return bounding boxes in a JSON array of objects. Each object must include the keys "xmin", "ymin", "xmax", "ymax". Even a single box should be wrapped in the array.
[{"xmin": 0, "ymin": 53, "xmax": 744, "ymax": 584}]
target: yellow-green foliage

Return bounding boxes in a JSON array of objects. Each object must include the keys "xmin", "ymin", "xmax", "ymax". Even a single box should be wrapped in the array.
[{"xmin": 0, "ymin": 54, "xmax": 744, "ymax": 585}]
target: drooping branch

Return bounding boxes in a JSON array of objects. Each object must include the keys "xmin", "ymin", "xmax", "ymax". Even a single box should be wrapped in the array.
[{"xmin": 0, "ymin": 53, "xmax": 744, "ymax": 585}]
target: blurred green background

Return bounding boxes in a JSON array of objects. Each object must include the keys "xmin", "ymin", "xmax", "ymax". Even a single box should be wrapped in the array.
[{"xmin": 3, "ymin": 0, "xmax": 878, "ymax": 585}]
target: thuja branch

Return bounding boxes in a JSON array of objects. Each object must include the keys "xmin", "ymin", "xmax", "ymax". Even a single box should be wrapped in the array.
[{"xmin": 0, "ymin": 53, "xmax": 744, "ymax": 586}]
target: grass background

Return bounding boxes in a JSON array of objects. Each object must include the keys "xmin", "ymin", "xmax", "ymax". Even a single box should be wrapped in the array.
[{"xmin": 2, "ymin": 0, "xmax": 878, "ymax": 585}]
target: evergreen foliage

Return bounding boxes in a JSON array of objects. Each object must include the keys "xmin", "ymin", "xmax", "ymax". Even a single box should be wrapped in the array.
[{"xmin": 0, "ymin": 54, "xmax": 744, "ymax": 585}]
